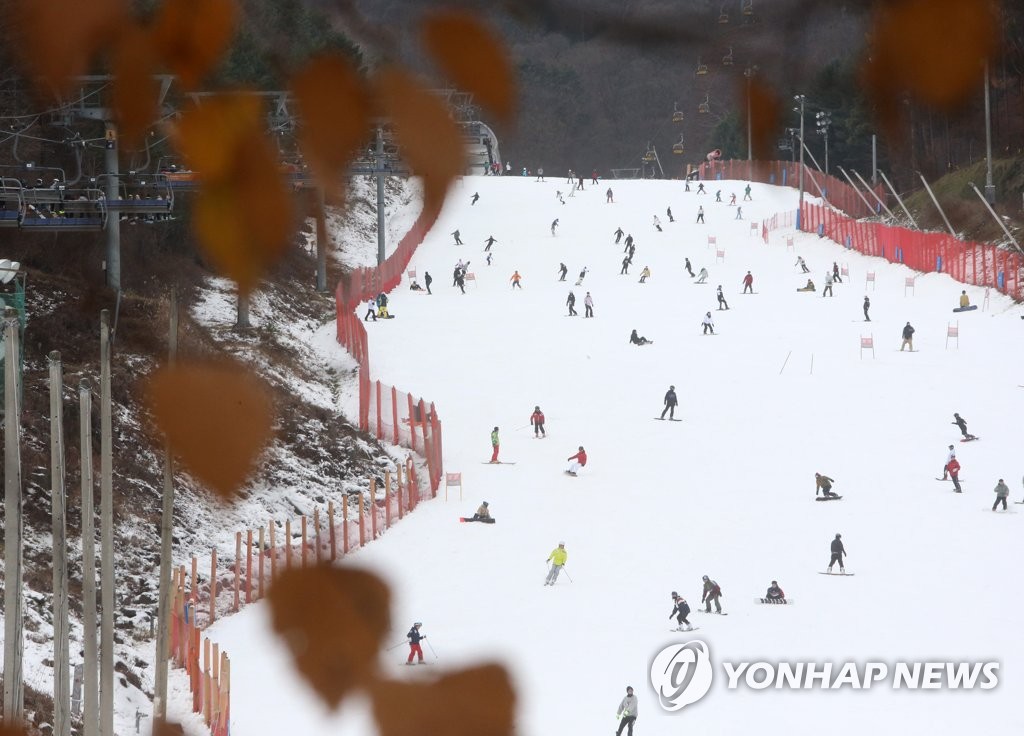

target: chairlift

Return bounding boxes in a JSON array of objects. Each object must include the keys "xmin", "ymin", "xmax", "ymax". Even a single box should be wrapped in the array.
[
  {"xmin": 642, "ymin": 148, "xmax": 657, "ymax": 164},
  {"xmin": 96, "ymin": 173, "xmax": 174, "ymax": 215},
  {"xmin": 742, "ymin": 0, "xmax": 754, "ymax": 16},
  {"xmin": 672, "ymin": 102, "xmax": 684, "ymax": 123},
  {"xmin": 722, "ymin": 47, "xmax": 734, "ymax": 66},
  {"xmin": 718, "ymin": 6, "xmax": 729, "ymax": 24},
  {"xmin": 696, "ymin": 57, "xmax": 709, "ymax": 76},
  {"xmin": 672, "ymin": 136, "xmax": 685, "ymax": 155},
  {"xmin": 698, "ymin": 95, "xmax": 711, "ymax": 114}
]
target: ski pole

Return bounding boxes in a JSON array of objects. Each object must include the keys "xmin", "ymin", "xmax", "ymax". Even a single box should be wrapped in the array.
[
  {"xmin": 561, "ymin": 566, "xmax": 573, "ymax": 583},
  {"xmin": 386, "ymin": 640, "xmax": 407, "ymax": 651},
  {"xmin": 426, "ymin": 639, "xmax": 439, "ymax": 660}
]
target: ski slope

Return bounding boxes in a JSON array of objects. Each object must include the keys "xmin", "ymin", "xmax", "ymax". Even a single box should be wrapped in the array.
[{"xmin": 199, "ymin": 176, "xmax": 1024, "ymax": 735}]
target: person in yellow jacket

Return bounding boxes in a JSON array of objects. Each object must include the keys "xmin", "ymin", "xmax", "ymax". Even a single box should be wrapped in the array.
[
  {"xmin": 544, "ymin": 542, "xmax": 568, "ymax": 586},
  {"xmin": 959, "ymin": 290, "xmax": 970, "ymax": 308}
]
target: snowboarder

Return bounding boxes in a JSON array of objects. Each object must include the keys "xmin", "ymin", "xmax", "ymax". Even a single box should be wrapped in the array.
[
  {"xmin": 451, "ymin": 229, "xmax": 463, "ymax": 245},
  {"xmin": 639, "ymin": 266, "xmax": 651, "ymax": 283},
  {"xmin": 833, "ymin": 262, "xmax": 843, "ymax": 283},
  {"xmin": 959, "ymin": 290, "xmax": 970, "ymax": 309},
  {"xmin": 566, "ymin": 446, "xmax": 587, "ymax": 475},
  {"xmin": 455, "ymin": 270, "xmax": 466, "ymax": 294},
  {"xmin": 702, "ymin": 311, "xmax": 715, "ymax": 334},
  {"xmin": 863, "ymin": 295, "xmax": 871, "ymax": 321},
  {"xmin": 615, "ymin": 686, "xmax": 638, "ymax": 736},
  {"xmin": 993, "ymin": 479, "xmax": 1010, "ymax": 511},
  {"xmin": 743, "ymin": 184, "xmax": 752, "ymax": 201},
  {"xmin": 629, "ymin": 329, "xmax": 651, "ymax": 346},
  {"xmin": 536, "ymin": 167, "xmax": 545, "ymax": 182},
  {"xmin": 424, "ymin": 271, "xmax": 432, "ymax": 295},
  {"xmin": 701, "ymin": 575, "xmax": 723, "ymax": 613},
  {"xmin": 406, "ymin": 623, "xmax": 426, "ymax": 664},
  {"xmin": 489, "ymin": 427, "xmax": 500, "ymax": 463},
  {"xmin": 742, "ymin": 271, "xmax": 754, "ymax": 293},
  {"xmin": 823, "ymin": 271, "xmax": 834, "ymax": 297},
  {"xmin": 735, "ymin": 206, "xmax": 742, "ymax": 220},
  {"xmin": 684, "ymin": 257, "xmax": 695, "ymax": 278},
  {"xmin": 696, "ymin": 182, "xmax": 706, "ymax": 194},
  {"xmin": 614, "ymin": 227, "xmax": 624, "ymax": 244},
  {"xmin": 815, "ymin": 472, "xmax": 838, "ymax": 498},
  {"xmin": 796, "ymin": 279, "xmax": 816, "ymax": 292},
  {"xmin": 952, "ymin": 412, "xmax": 977, "ymax": 440},
  {"xmin": 947, "ymin": 457, "xmax": 963, "ymax": 493},
  {"xmin": 471, "ymin": 192, "xmax": 479, "ymax": 205},
  {"xmin": 716, "ymin": 285, "xmax": 729, "ymax": 310},
  {"xmin": 584, "ymin": 292, "xmax": 594, "ymax": 318},
  {"xmin": 486, "ymin": 252, "xmax": 493, "ymax": 266},
  {"xmin": 566, "ymin": 291, "xmax": 578, "ymax": 316},
  {"xmin": 796, "ymin": 255, "xmax": 809, "ymax": 273},
  {"xmin": 409, "ymin": 280, "xmax": 423, "ymax": 291},
  {"xmin": 544, "ymin": 542, "xmax": 567, "ymax": 585},
  {"xmin": 653, "ymin": 215, "xmax": 662, "ymax": 232},
  {"xmin": 510, "ymin": 270, "xmax": 522, "ymax": 289},
  {"xmin": 728, "ymin": 192, "xmax": 737, "ymax": 206},
  {"xmin": 607, "ymin": 188, "xmax": 614, "ymax": 203},
  {"xmin": 620, "ymin": 256, "xmax": 631, "ymax": 275},
  {"xmin": 575, "ymin": 267, "xmax": 588, "ymax": 286},
  {"xmin": 660, "ymin": 385, "xmax": 678, "ymax": 420},
  {"xmin": 623, "ymin": 233, "xmax": 634, "ymax": 252},
  {"xmin": 669, "ymin": 592, "xmax": 692, "ymax": 630},
  {"xmin": 696, "ymin": 205, "xmax": 705, "ymax": 224},
  {"xmin": 695, "ymin": 267, "xmax": 708, "ymax": 284},
  {"xmin": 551, "ymin": 219, "xmax": 559, "ymax": 236},
  {"xmin": 765, "ymin": 581, "xmax": 785, "ymax": 602},
  {"xmin": 667, "ymin": 206, "xmax": 674, "ymax": 222},
  {"xmin": 484, "ymin": 235, "xmax": 497, "ymax": 251},
  {"xmin": 715, "ymin": 190, "xmax": 722, "ymax": 202},
  {"xmin": 558, "ymin": 262, "xmax": 568, "ymax": 281},
  {"xmin": 900, "ymin": 322, "xmax": 915, "ymax": 351},
  {"xmin": 471, "ymin": 502, "xmax": 492, "ymax": 521},
  {"xmin": 363, "ymin": 298, "xmax": 378, "ymax": 322},
  {"xmin": 942, "ymin": 444, "xmax": 956, "ymax": 479},
  {"xmin": 827, "ymin": 533, "xmax": 846, "ymax": 573},
  {"xmin": 530, "ymin": 406, "xmax": 546, "ymax": 437}
]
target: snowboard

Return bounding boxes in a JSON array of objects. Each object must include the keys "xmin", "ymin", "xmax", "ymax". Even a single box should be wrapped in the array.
[
  {"xmin": 936, "ymin": 478, "xmax": 966, "ymax": 482},
  {"xmin": 459, "ymin": 517, "xmax": 496, "ymax": 524},
  {"xmin": 960, "ymin": 437, "xmax": 980, "ymax": 443},
  {"xmin": 531, "ymin": 435, "xmax": 548, "ymax": 439},
  {"xmin": 756, "ymin": 598, "xmax": 794, "ymax": 605},
  {"xmin": 403, "ymin": 661, "xmax": 434, "ymax": 666},
  {"xmin": 819, "ymin": 571, "xmax": 854, "ymax": 576},
  {"xmin": 668, "ymin": 627, "xmax": 700, "ymax": 632},
  {"xmin": 653, "ymin": 417, "xmax": 682, "ymax": 421},
  {"xmin": 740, "ymin": 291, "xmax": 758, "ymax": 295},
  {"xmin": 564, "ymin": 470, "xmax": 578, "ymax": 476},
  {"xmin": 482, "ymin": 461, "xmax": 517, "ymax": 465},
  {"xmin": 815, "ymin": 495, "xmax": 843, "ymax": 501},
  {"xmin": 695, "ymin": 609, "xmax": 728, "ymax": 615},
  {"xmin": 952, "ymin": 305, "xmax": 978, "ymax": 312}
]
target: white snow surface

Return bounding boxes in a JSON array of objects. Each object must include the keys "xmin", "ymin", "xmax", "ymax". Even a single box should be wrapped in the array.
[{"xmin": 197, "ymin": 176, "xmax": 1024, "ymax": 735}]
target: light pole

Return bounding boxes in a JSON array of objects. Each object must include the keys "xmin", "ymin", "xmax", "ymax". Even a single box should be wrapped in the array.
[
  {"xmin": 744, "ymin": 66, "xmax": 758, "ymax": 162},
  {"xmin": 983, "ymin": 59, "xmax": 995, "ymax": 204},
  {"xmin": 794, "ymin": 95, "xmax": 806, "ymax": 226},
  {"xmin": 815, "ymin": 111, "xmax": 832, "ymax": 175}
]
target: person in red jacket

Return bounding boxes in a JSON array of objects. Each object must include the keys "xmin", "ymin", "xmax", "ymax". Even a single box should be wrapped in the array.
[
  {"xmin": 742, "ymin": 271, "xmax": 754, "ymax": 294},
  {"xmin": 566, "ymin": 446, "xmax": 587, "ymax": 476},
  {"xmin": 530, "ymin": 406, "xmax": 546, "ymax": 438},
  {"xmin": 947, "ymin": 457, "xmax": 963, "ymax": 493}
]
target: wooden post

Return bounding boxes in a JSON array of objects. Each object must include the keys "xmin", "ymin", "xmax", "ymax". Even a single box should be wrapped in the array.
[
  {"xmin": 285, "ymin": 519, "xmax": 292, "ymax": 570},
  {"xmin": 245, "ymin": 530, "xmax": 252, "ymax": 604},
  {"xmin": 233, "ymin": 533, "xmax": 241, "ymax": 612},
  {"xmin": 202, "ymin": 638, "xmax": 211, "ymax": 724},
  {"xmin": 384, "ymin": 470, "xmax": 392, "ymax": 529},
  {"xmin": 396, "ymin": 464, "xmax": 404, "ymax": 520},
  {"xmin": 257, "ymin": 527, "xmax": 265, "ymax": 599},
  {"xmin": 79, "ymin": 379, "xmax": 99, "ymax": 736},
  {"xmin": 190, "ymin": 557, "xmax": 198, "ymax": 605},
  {"xmin": 209, "ymin": 548, "xmax": 217, "ymax": 624},
  {"xmin": 313, "ymin": 508, "xmax": 322, "ymax": 564},
  {"xmin": 358, "ymin": 494, "xmax": 366, "ymax": 547},
  {"xmin": 407, "ymin": 393, "xmax": 417, "ymax": 452},
  {"xmin": 370, "ymin": 478, "xmax": 378, "ymax": 540},
  {"xmin": 342, "ymin": 499, "xmax": 349, "ymax": 554},
  {"xmin": 3, "ymin": 309, "xmax": 25, "ymax": 727},
  {"xmin": 301, "ymin": 516, "xmax": 308, "ymax": 568},
  {"xmin": 268, "ymin": 523, "xmax": 276, "ymax": 581},
  {"xmin": 211, "ymin": 643, "xmax": 220, "ymax": 726},
  {"xmin": 328, "ymin": 502, "xmax": 336, "ymax": 562},
  {"xmin": 48, "ymin": 353, "xmax": 71, "ymax": 736}
]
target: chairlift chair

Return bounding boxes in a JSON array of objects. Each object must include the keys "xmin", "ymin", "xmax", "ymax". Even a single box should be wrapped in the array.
[
  {"xmin": 723, "ymin": 47, "xmax": 734, "ymax": 66},
  {"xmin": 698, "ymin": 95, "xmax": 711, "ymax": 114},
  {"xmin": 0, "ymin": 179, "xmax": 25, "ymax": 227},
  {"xmin": 642, "ymin": 149, "xmax": 657, "ymax": 163},
  {"xmin": 718, "ymin": 6, "xmax": 729, "ymax": 24},
  {"xmin": 672, "ymin": 136, "xmax": 685, "ymax": 155},
  {"xmin": 672, "ymin": 102, "xmax": 684, "ymax": 123},
  {"xmin": 742, "ymin": 0, "xmax": 754, "ymax": 16},
  {"xmin": 696, "ymin": 58, "xmax": 709, "ymax": 76}
]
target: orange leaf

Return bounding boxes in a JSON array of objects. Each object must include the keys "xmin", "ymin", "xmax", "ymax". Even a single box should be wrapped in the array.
[
  {"xmin": 146, "ymin": 361, "xmax": 273, "ymax": 499},
  {"xmin": 152, "ymin": 722, "xmax": 186, "ymax": 736},
  {"xmin": 370, "ymin": 664, "xmax": 516, "ymax": 736},
  {"xmin": 374, "ymin": 66, "xmax": 466, "ymax": 214},
  {"xmin": 152, "ymin": 0, "xmax": 238, "ymax": 91},
  {"xmin": 111, "ymin": 24, "xmax": 161, "ymax": 149},
  {"xmin": 268, "ymin": 565, "xmax": 390, "ymax": 709},
  {"xmin": 173, "ymin": 95, "xmax": 264, "ymax": 179},
  {"xmin": 292, "ymin": 55, "xmax": 372, "ymax": 195},
  {"xmin": 421, "ymin": 11, "xmax": 517, "ymax": 125},
  {"xmin": 747, "ymin": 80, "xmax": 781, "ymax": 162}
]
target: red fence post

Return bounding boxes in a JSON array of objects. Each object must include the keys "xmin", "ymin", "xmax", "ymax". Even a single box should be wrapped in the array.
[
  {"xmin": 245, "ymin": 530, "xmax": 252, "ymax": 604},
  {"xmin": 359, "ymin": 493, "xmax": 366, "ymax": 547},
  {"xmin": 407, "ymin": 393, "xmax": 417, "ymax": 452},
  {"xmin": 343, "ymin": 498, "xmax": 350, "ymax": 554},
  {"xmin": 375, "ymin": 380, "xmax": 383, "ymax": 439},
  {"xmin": 370, "ymin": 478, "xmax": 379, "ymax": 540},
  {"xmin": 233, "ymin": 532, "xmax": 241, "ymax": 612},
  {"xmin": 392, "ymin": 386, "xmax": 400, "ymax": 445}
]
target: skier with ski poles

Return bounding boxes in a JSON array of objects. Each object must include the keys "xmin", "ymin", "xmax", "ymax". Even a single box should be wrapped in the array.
[
  {"xmin": 406, "ymin": 622, "xmax": 426, "ymax": 664},
  {"xmin": 545, "ymin": 542, "xmax": 568, "ymax": 585}
]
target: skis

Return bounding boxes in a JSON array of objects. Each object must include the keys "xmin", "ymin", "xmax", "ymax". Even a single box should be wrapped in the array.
[
  {"xmin": 815, "ymin": 495, "xmax": 843, "ymax": 501},
  {"xmin": 653, "ymin": 417, "xmax": 682, "ymax": 421},
  {"xmin": 564, "ymin": 470, "xmax": 577, "ymax": 476},
  {"xmin": 459, "ymin": 517, "xmax": 496, "ymax": 524},
  {"xmin": 819, "ymin": 571, "xmax": 855, "ymax": 576},
  {"xmin": 755, "ymin": 598, "xmax": 794, "ymax": 605},
  {"xmin": 481, "ymin": 461, "xmax": 517, "ymax": 465}
]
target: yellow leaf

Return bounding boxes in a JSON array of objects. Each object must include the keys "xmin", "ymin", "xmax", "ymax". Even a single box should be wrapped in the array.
[
  {"xmin": 146, "ymin": 361, "xmax": 273, "ymax": 500},
  {"xmin": 291, "ymin": 55, "xmax": 372, "ymax": 195},
  {"xmin": 421, "ymin": 11, "xmax": 517, "ymax": 125},
  {"xmin": 152, "ymin": 0, "xmax": 238, "ymax": 91},
  {"xmin": 268, "ymin": 566, "xmax": 391, "ymax": 709},
  {"xmin": 112, "ymin": 24, "xmax": 161, "ymax": 149},
  {"xmin": 370, "ymin": 664, "xmax": 516, "ymax": 736},
  {"xmin": 374, "ymin": 66, "xmax": 466, "ymax": 215}
]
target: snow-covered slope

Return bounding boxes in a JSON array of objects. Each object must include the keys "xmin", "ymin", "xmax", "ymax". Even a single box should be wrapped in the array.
[{"xmin": 198, "ymin": 176, "xmax": 1024, "ymax": 735}]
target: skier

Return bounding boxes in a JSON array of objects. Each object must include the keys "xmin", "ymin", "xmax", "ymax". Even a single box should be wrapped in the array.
[
  {"xmin": 484, "ymin": 235, "xmax": 497, "ymax": 251},
  {"xmin": 455, "ymin": 269, "xmax": 466, "ymax": 294},
  {"xmin": 363, "ymin": 298, "xmax": 378, "ymax": 322},
  {"xmin": 510, "ymin": 270, "xmax": 522, "ymax": 289},
  {"xmin": 628, "ymin": 242, "xmax": 636, "ymax": 259},
  {"xmin": 743, "ymin": 184, "xmax": 752, "ymax": 201},
  {"xmin": 702, "ymin": 311, "xmax": 715, "ymax": 335},
  {"xmin": 667, "ymin": 206, "xmax": 674, "ymax": 222},
  {"xmin": 584, "ymin": 292, "xmax": 594, "ymax": 318},
  {"xmin": 952, "ymin": 412, "xmax": 977, "ymax": 440},
  {"xmin": 639, "ymin": 266, "xmax": 651, "ymax": 284},
  {"xmin": 684, "ymin": 257, "xmax": 695, "ymax": 278},
  {"xmin": 575, "ymin": 267, "xmax": 588, "ymax": 286},
  {"xmin": 471, "ymin": 192, "xmax": 479, "ymax": 205},
  {"xmin": 566, "ymin": 446, "xmax": 587, "ymax": 475},
  {"xmin": 620, "ymin": 256, "xmax": 631, "ymax": 275},
  {"xmin": 551, "ymin": 219, "xmax": 559, "ymax": 236},
  {"xmin": 815, "ymin": 472, "xmax": 838, "ymax": 498},
  {"xmin": 536, "ymin": 167, "xmax": 544, "ymax": 182},
  {"xmin": 669, "ymin": 592, "xmax": 692, "ymax": 631},
  {"xmin": 591, "ymin": 169, "xmax": 599, "ymax": 185},
  {"xmin": 424, "ymin": 271, "xmax": 432, "ymax": 295},
  {"xmin": 993, "ymin": 479, "xmax": 1010, "ymax": 511},
  {"xmin": 900, "ymin": 321, "xmax": 915, "ymax": 351},
  {"xmin": 696, "ymin": 205, "xmax": 705, "ymax": 224},
  {"xmin": 742, "ymin": 271, "xmax": 754, "ymax": 293},
  {"xmin": 833, "ymin": 262, "xmax": 843, "ymax": 283},
  {"xmin": 623, "ymin": 233, "xmax": 634, "ymax": 252},
  {"xmin": 567, "ymin": 291, "xmax": 578, "ymax": 316},
  {"xmin": 576, "ymin": 173, "xmax": 585, "ymax": 190},
  {"xmin": 629, "ymin": 329, "xmax": 651, "ymax": 346},
  {"xmin": 452, "ymin": 264, "xmax": 463, "ymax": 286},
  {"xmin": 615, "ymin": 686, "xmax": 638, "ymax": 736},
  {"xmin": 827, "ymin": 533, "xmax": 846, "ymax": 573},
  {"xmin": 660, "ymin": 385, "xmax": 678, "ymax": 420},
  {"xmin": 728, "ymin": 192, "xmax": 737, "ymax": 206},
  {"xmin": 695, "ymin": 267, "xmax": 708, "ymax": 284},
  {"xmin": 544, "ymin": 542, "xmax": 567, "ymax": 586},
  {"xmin": 716, "ymin": 285, "xmax": 729, "ymax": 310},
  {"xmin": 566, "ymin": 168, "xmax": 574, "ymax": 184},
  {"xmin": 406, "ymin": 622, "xmax": 426, "ymax": 664},
  {"xmin": 696, "ymin": 182, "xmax": 706, "ymax": 194},
  {"xmin": 607, "ymin": 188, "xmax": 614, "ymax": 203},
  {"xmin": 529, "ymin": 406, "xmax": 546, "ymax": 437},
  {"xmin": 653, "ymin": 215, "xmax": 662, "ymax": 232},
  {"xmin": 614, "ymin": 227, "xmax": 624, "ymax": 245},
  {"xmin": 489, "ymin": 426, "xmax": 500, "ymax": 463},
  {"xmin": 471, "ymin": 502, "xmax": 492, "ymax": 521},
  {"xmin": 795, "ymin": 255, "xmax": 809, "ymax": 273},
  {"xmin": 701, "ymin": 575, "xmax": 723, "ymax": 613},
  {"xmin": 947, "ymin": 456, "xmax": 963, "ymax": 493},
  {"xmin": 735, "ymin": 206, "xmax": 742, "ymax": 220},
  {"xmin": 942, "ymin": 444, "xmax": 956, "ymax": 479},
  {"xmin": 558, "ymin": 262, "xmax": 568, "ymax": 281},
  {"xmin": 863, "ymin": 295, "xmax": 871, "ymax": 321},
  {"xmin": 823, "ymin": 271, "xmax": 834, "ymax": 297},
  {"xmin": 765, "ymin": 581, "xmax": 786, "ymax": 602},
  {"xmin": 715, "ymin": 190, "xmax": 722, "ymax": 202},
  {"xmin": 451, "ymin": 229, "xmax": 463, "ymax": 245}
]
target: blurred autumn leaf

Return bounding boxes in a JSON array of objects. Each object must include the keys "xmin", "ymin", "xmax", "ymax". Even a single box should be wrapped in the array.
[
  {"xmin": 374, "ymin": 66, "xmax": 465, "ymax": 215},
  {"xmin": 146, "ymin": 360, "xmax": 273, "ymax": 500},
  {"xmin": 0, "ymin": 725, "xmax": 29, "ymax": 736},
  {"xmin": 748, "ymin": 80, "xmax": 781, "ymax": 161},
  {"xmin": 292, "ymin": 54, "xmax": 372, "ymax": 196},
  {"xmin": 111, "ymin": 24, "xmax": 161, "ymax": 148},
  {"xmin": 421, "ymin": 10, "xmax": 517, "ymax": 125},
  {"xmin": 151, "ymin": 721, "xmax": 186, "ymax": 736},
  {"xmin": 268, "ymin": 566, "xmax": 391, "ymax": 709},
  {"xmin": 370, "ymin": 664, "xmax": 516, "ymax": 736},
  {"xmin": 152, "ymin": 0, "xmax": 239, "ymax": 91}
]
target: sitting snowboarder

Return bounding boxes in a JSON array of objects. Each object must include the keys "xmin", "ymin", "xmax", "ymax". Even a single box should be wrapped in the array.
[
  {"xmin": 765, "ymin": 581, "xmax": 786, "ymax": 602},
  {"xmin": 466, "ymin": 501, "xmax": 495, "ymax": 523},
  {"xmin": 815, "ymin": 472, "xmax": 838, "ymax": 498},
  {"xmin": 629, "ymin": 329, "xmax": 652, "ymax": 346},
  {"xmin": 796, "ymin": 279, "xmax": 816, "ymax": 292}
]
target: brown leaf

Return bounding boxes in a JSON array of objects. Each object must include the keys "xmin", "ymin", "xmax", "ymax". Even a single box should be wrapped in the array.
[
  {"xmin": 111, "ymin": 24, "xmax": 161, "ymax": 149},
  {"xmin": 152, "ymin": 721, "xmax": 186, "ymax": 736},
  {"xmin": 152, "ymin": 0, "xmax": 238, "ymax": 91},
  {"xmin": 0, "ymin": 725, "xmax": 30, "ymax": 736},
  {"xmin": 173, "ymin": 95, "xmax": 264, "ymax": 179},
  {"xmin": 374, "ymin": 66, "xmax": 466, "ymax": 214},
  {"xmin": 291, "ymin": 55, "xmax": 372, "ymax": 195},
  {"xmin": 421, "ymin": 11, "xmax": 517, "ymax": 125},
  {"xmin": 268, "ymin": 565, "xmax": 390, "ymax": 709},
  {"xmin": 370, "ymin": 664, "xmax": 516, "ymax": 736},
  {"xmin": 747, "ymin": 80, "xmax": 781, "ymax": 162},
  {"xmin": 10, "ymin": 0, "xmax": 128, "ymax": 98},
  {"xmin": 146, "ymin": 361, "xmax": 273, "ymax": 500}
]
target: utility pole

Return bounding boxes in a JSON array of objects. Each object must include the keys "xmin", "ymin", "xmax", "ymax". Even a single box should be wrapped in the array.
[
  {"xmin": 153, "ymin": 293, "xmax": 178, "ymax": 724},
  {"xmin": 3, "ymin": 307, "xmax": 25, "ymax": 728},
  {"xmin": 744, "ymin": 66, "xmax": 757, "ymax": 163},
  {"xmin": 103, "ymin": 125, "xmax": 121, "ymax": 292},
  {"xmin": 375, "ymin": 128, "xmax": 387, "ymax": 266},
  {"xmin": 79, "ymin": 377, "xmax": 99, "ymax": 736},
  {"xmin": 983, "ymin": 60, "xmax": 995, "ymax": 204},
  {"xmin": 315, "ymin": 189, "xmax": 328, "ymax": 293},
  {"xmin": 99, "ymin": 310, "xmax": 114, "ymax": 736},
  {"xmin": 794, "ymin": 95, "xmax": 806, "ymax": 228},
  {"xmin": 49, "ymin": 352, "xmax": 71, "ymax": 736},
  {"xmin": 871, "ymin": 134, "xmax": 878, "ymax": 185}
]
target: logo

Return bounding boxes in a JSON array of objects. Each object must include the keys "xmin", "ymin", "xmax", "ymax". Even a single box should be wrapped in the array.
[{"xmin": 649, "ymin": 640, "xmax": 714, "ymax": 711}]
